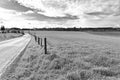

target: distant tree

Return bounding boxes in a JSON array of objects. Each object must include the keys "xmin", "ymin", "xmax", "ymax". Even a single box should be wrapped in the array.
[{"xmin": 1, "ymin": 25, "xmax": 5, "ymax": 33}]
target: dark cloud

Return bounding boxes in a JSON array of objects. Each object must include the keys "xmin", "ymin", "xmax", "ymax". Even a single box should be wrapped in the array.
[
  {"xmin": 85, "ymin": 12, "xmax": 112, "ymax": 16},
  {"xmin": 23, "ymin": 12, "xmax": 78, "ymax": 22},
  {"xmin": 0, "ymin": 0, "xmax": 79, "ymax": 24},
  {"xmin": 0, "ymin": 0, "xmax": 33, "ymax": 12}
]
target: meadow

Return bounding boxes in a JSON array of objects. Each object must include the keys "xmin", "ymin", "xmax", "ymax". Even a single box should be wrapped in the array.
[{"xmin": 2, "ymin": 31, "xmax": 120, "ymax": 80}]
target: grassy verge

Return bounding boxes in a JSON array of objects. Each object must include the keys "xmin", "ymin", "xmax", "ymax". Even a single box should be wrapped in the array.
[{"xmin": 0, "ymin": 33, "xmax": 23, "ymax": 41}]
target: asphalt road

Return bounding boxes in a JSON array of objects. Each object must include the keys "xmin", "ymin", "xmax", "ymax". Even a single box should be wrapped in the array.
[{"xmin": 0, "ymin": 33, "xmax": 31, "ymax": 76}]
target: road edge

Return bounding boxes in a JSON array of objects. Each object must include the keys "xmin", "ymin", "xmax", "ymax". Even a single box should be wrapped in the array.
[{"xmin": 0, "ymin": 34, "xmax": 32, "ymax": 79}]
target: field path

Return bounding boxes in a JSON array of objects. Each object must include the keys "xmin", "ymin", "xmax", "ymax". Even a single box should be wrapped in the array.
[{"xmin": 0, "ymin": 33, "xmax": 31, "ymax": 76}]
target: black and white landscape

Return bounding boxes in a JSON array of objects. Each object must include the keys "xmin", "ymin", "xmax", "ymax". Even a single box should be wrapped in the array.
[{"xmin": 0, "ymin": 0, "xmax": 120, "ymax": 80}]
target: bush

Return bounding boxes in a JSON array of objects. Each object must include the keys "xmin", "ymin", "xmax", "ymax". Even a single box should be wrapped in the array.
[
  {"xmin": 27, "ymin": 55, "xmax": 38, "ymax": 62},
  {"xmin": 23, "ymin": 70, "xmax": 31, "ymax": 77},
  {"xmin": 93, "ymin": 68, "xmax": 118, "ymax": 77},
  {"xmin": 46, "ymin": 53, "xmax": 60, "ymax": 61},
  {"xmin": 48, "ymin": 58, "xmax": 73, "ymax": 70},
  {"xmin": 67, "ymin": 72, "xmax": 80, "ymax": 80},
  {"xmin": 84, "ymin": 55, "xmax": 120, "ymax": 67},
  {"xmin": 79, "ymin": 70, "xmax": 93, "ymax": 80}
]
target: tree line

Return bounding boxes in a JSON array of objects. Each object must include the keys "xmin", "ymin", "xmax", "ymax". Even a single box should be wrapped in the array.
[
  {"xmin": 1, "ymin": 25, "xmax": 120, "ymax": 32},
  {"xmin": 22, "ymin": 27, "xmax": 120, "ymax": 31},
  {"xmin": 0, "ymin": 25, "xmax": 24, "ymax": 34}
]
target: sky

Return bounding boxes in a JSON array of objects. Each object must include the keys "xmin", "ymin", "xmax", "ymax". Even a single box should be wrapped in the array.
[{"xmin": 0, "ymin": 0, "xmax": 120, "ymax": 28}]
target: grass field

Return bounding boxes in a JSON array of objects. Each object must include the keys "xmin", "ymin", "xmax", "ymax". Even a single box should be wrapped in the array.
[
  {"xmin": 88, "ymin": 31, "xmax": 120, "ymax": 37},
  {"xmin": 2, "ymin": 31, "xmax": 120, "ymax": 80}
]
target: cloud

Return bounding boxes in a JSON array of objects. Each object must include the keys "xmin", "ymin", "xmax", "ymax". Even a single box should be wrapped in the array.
[
  {"xmin": 0, "ymin": 7, "xmax": 39, "ymax": 28},
  {"xmin": 0, "ymin": 7, "xmax": 66, "ymax": 28},
  {"xmin": 23, "ymin": 10, "xmax": 34, "ymax": 14},
  {"xmin": 14, "ymin": 0, "xmax": 120, "ymax": 19},
  {"xmin": 0, "ymin": 7, "xmax": 33, "ymax": 21},
  {"xmin": 0, "ymin": 0, "xmax": 33, "ymax": 12},
  {"xmin": 16, "ymin": 10, "xmax": 34, "ymax": 16},
  {"xmin": 0, "ymin": 0, "xmax": 120, "ymax": 28}
]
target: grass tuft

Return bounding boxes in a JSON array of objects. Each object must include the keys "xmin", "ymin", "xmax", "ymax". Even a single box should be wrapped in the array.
[
  {"xmin": 46, "ymin": 53, "xmax": 60, "ymax": 61},
  {"xmin": 84, "ymin": 55, "xmax": 120, "ymax": 67},
  {"xmin": 66, "ymin": 72, "xmax": 80, "ymax": 80},
  {"xmin": 93, "ymin": 68, "xmax": 118, "ymax": 77}
]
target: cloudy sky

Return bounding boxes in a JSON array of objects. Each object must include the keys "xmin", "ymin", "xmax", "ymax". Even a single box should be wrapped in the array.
[{"xmin": 0, "ymin": 0, "xmax": 120, "ymax": 28}]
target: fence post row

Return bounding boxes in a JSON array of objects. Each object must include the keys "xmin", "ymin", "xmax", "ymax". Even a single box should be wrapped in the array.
[{"xmin": 33, "ymin": 35, "xmax": 47, "ymax": 54}]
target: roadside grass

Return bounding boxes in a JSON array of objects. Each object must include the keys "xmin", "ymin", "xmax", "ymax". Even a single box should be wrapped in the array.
[
  {"xmin": 2, "ymin": 31, "xmax": 120, "ymax": 80},
  {"xmin": 0, "ymin": 33, "xmax": 22, "ymax": 41}
]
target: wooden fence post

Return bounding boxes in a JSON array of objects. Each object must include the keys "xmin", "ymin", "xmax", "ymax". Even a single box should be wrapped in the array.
[
  {"xmin": 44, "ymin": 37, "xmax": 47, "ymax": 54},
  {"xmin": 41, "ymin": 38, "xmax": 42, "ymax": 47},
  {"xmin": 22, "ymin": 31, "xmax": 24, "ymax": 35},
  {"xmin": 35, "ymin": 35, "xmax": 37, "ymax": 42},
  {"xmin": 38, "ymin": 37, "xmax": 40, "ymax": 45}
]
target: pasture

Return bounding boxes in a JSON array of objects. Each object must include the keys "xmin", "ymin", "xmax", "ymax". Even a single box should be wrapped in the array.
[{"xmin": 2, "ymin": 31, "xmax": 120, "ymax": 80}]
